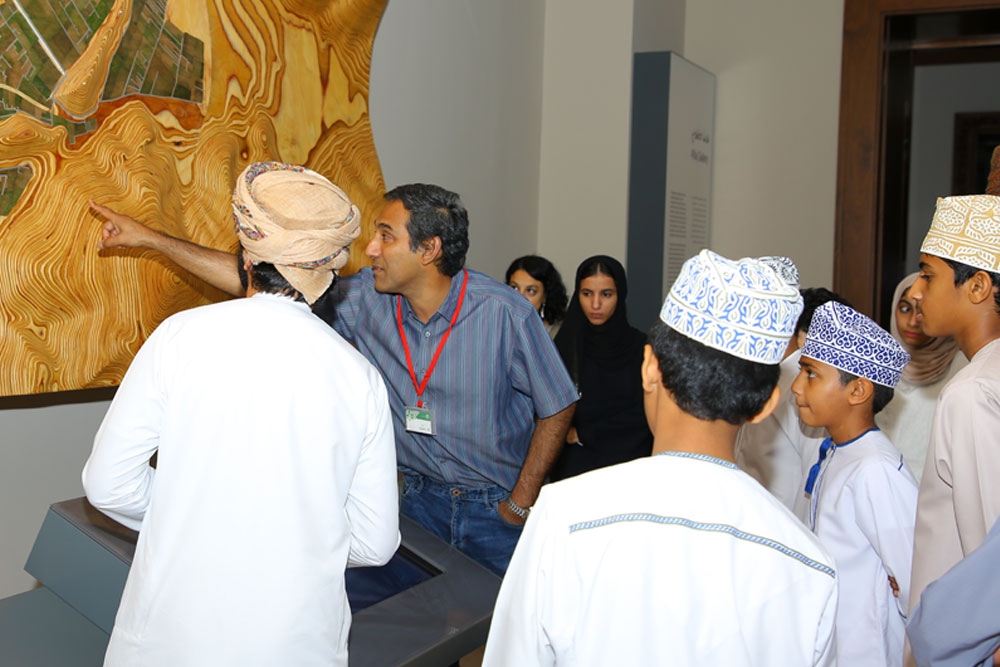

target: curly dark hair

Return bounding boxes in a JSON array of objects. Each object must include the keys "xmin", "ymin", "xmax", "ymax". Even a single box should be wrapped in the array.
[
  {"xmin": 648, "ymin": 322, "xmax": 780, "ymax": 425},
  {"xmin": 384, "ymin": 183, "xmax": 469, "ymax": 277},
  {"xmin": 504, "ymin": 255, "xmax": 568, "ymax": 325}
]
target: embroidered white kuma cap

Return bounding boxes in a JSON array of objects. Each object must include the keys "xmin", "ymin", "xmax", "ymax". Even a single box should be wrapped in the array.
[
  {"xmin": 801, "ymin": 301, "xmax": 911, "ymax": 388},
  {"xmin": 921, "ymin": 195, "xmax": 1000, "ymax": 273},
  {"xmin": 758, "ymin": 256, "xmax": 800, "ymax": 289},
  {"xmin": 659, "ymin": 249, "xmax": 803, "ymax": 365}
]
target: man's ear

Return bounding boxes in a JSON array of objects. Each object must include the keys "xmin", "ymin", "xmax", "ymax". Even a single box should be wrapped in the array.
[
  {"xmin": 747, "ymin": 385, "xmax": 781, "ymax": 424},
  {"xmin": 641, "ymin": 344, "xmax": 661, "ymax": 394},
  {"xmin": 847, "ymin": 376, "xmax": 875, "ymax": 407},
  {"xmin": 967, "ymin": 270, "xmax": 999, "ymax": 307},
  {"xmin": 418, "ymin": 236, "xmax": 443, "ymax": 267}
]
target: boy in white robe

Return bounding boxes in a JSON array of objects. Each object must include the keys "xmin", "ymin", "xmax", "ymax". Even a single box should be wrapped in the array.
[
  {"xmin": 483, "ymin": 249, "xmax": 838, "ymax": 666},
  {"xmin": 905, "ymin": 195, "xmax": 1000, "ymax": 667},
  {"xmin": 792, "ymin": 300, "xmax": 917, "ymax": 667}
]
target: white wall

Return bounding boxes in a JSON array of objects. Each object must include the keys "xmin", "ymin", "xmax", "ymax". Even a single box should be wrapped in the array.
[
  {"xmin": 0, "ymin": 390, "xmax": 113, "ymax": 597},
  {"xmin": 684, "ymin": 0, "xmax": 844, "ymax": 289},
  {"xmin": 370, "ymin": 0, "xmax": 546, "ymax": 282},
  {"xmin": 633, "ymin": 0, "xmax": 685, "ymax": 54},
  {"xmin": 907, "ymin": 62, "xmax": 1000, "ymax": 269},
  {"xmin": 534, "ymin": 0, "xmax": 636, "ymax": 284}
]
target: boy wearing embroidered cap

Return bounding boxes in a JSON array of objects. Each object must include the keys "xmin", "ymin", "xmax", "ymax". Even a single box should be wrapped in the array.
[
  {"xmin": 906, "ymin": 194, "xmax": 1000, "ymax": 660},
  {"xmin": 484, "ymin": 249, "xmax": 838, "ymax": 666},
  {"xmin": 791, "ymin": 300, "xmax": 917, "ymax": 667}
]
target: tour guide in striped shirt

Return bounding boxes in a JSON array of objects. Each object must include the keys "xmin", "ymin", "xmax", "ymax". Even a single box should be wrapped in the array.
[{"xmin": 91, "ymin": 180, "xmax": 578, "ymax": 576}]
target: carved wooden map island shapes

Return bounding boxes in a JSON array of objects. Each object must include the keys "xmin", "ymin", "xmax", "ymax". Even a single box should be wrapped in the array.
[{"xmin": 0, "ymin": 0, "xmax": 388, "ymax": 396}]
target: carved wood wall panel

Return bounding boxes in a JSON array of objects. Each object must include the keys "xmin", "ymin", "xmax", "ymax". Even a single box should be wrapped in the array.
[{"xmin": 0, "ymin": 0, "xmax": 388, "ymax": 396}]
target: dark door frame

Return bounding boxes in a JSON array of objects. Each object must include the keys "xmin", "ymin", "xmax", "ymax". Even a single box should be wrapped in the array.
[{"xmin": 835, "ymin": 0, "xmax": 1000, "ymax": 319}]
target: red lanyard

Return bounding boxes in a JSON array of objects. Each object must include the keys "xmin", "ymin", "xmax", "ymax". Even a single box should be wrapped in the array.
[{"xmin": 396, "ymin": 269, "xmax": 468, "ymax": 407}]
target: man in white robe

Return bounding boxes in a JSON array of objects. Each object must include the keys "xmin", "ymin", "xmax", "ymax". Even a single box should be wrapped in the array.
[
  {"xmin": 483, "ymin": 250, "xmax": 838, "ymax": 666},
  {"xmin": 83, "ymin": 163, "xmax": 400, "ymax": 667},
  {"xmin": 906, "ymin": 195, "xmax": 1000, "ymax": 667}
]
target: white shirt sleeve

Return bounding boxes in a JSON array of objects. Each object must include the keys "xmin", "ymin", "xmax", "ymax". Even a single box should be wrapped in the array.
[
  {"xmin": 82, "ymin": 327, "xmax": 167, "ymax": 531},
  {"xmin": 345, "ymin": 368, "xmax": 400, "ymax": 567},
  {"xmin": 814, "ymin": 575, "xmax": 839, "ymax": 667},
  {"xmin": 853, "ymin": 460, "xmax": 917, "ymax": 616},
  {"xmin": 483, "ymin": 489, "xmax": 564, "ymax": 667},
  {"xmin": 912, "ymin": 375, "xmax": 1000, "ymax": 615}
]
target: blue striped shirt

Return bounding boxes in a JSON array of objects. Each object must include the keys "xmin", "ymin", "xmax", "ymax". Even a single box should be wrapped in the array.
[{"xmin": 314, "ymin": 267, "xmax": 578, "ymax": 490}]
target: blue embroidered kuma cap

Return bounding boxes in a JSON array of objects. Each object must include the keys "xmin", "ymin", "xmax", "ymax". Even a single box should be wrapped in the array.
[
  {"xmin": 801, "ymin": 301, "xmax": 911, "ymax": 387},
  {"xmin": 659, "ymin": 249, "xmax": 804, "ymax": 365}
]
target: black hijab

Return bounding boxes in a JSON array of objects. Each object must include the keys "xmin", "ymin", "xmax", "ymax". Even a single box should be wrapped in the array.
[
  {"xmin": 554, "ymin": 255, "xmax": 644, "ymax": 384},
  {"xmin": 551, "ymin": 255, "xmax": 652, "ymax": 480}
]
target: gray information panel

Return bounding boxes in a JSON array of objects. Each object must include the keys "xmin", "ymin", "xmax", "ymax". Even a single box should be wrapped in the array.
[{"xmin": 12, "ymin": 498, "xmax": 500, "ymax": 667}]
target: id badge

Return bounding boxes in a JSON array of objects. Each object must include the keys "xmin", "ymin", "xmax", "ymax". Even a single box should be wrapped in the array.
[{"xmin": 405, "ymin": 405, "xmax": 436, "ymax": 435}]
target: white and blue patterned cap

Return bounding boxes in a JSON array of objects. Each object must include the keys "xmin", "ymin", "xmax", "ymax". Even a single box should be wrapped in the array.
[
  {"xmin": 660, "ymin": 249, "xmax": 804, "ymax": 365},
  {"xmin": 801, "ymin": 301, "xmax": 911, "ymax": 388},
  {"xmin": 758, "ymin": 256, "xmax": 799, "ymax": 289}
]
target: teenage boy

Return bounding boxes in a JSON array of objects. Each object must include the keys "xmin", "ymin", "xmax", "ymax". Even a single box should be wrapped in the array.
[
  {"xmin": 791, "ymin": 300, "xmax": 917, "ymax": 667},
  {"xmin": 906, "ymin": 194, "xmax": 1000, "ymax": 661},
  {"xmin": 483, "ymin": 250, "xmax": 838, "ymax": 666}
]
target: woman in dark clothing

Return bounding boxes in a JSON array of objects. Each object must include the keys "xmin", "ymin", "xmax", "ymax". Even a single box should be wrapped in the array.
[{"xmin": 550, "ymin": 255, "xmax": 653, "ymax": 481}]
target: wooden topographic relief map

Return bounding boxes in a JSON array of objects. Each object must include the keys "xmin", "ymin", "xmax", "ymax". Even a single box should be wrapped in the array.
[{"xmin": 0, "ymin": 0, "xmax": 388, "ymax": 396}]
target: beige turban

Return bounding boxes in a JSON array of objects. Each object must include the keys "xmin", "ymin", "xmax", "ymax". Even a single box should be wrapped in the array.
[{"xmin": 232, "ymin": 162, "xmax": 361, "ymax": 304}]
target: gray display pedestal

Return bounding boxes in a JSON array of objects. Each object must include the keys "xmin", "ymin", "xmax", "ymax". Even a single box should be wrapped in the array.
[{"xmin": 0, "ymin": 498, "xmax": 500, "ymax": 666}]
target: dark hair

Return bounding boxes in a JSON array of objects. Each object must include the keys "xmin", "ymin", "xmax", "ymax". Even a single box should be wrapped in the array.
[
  {"xmin": 648, "ymin": 322, "xmax": 780, "ymax": 425},
  {"xmin": 942, "ymin": 258, "xmax": 1000, "ymax": 315},
  {"xmin": 237, "ymin": 247, "xmax": 333, "ymax": 304},
  {"xmin": 837, "ymin": 370, "xmax": 894, "ymax": 415},
  {"xmin": 384, "ymin": 183, "xmax": 469, "ymax": 277},
  {"xmin": 576, "ymin": 255, "xmax": 620, "ymax": 283},
  {"xmin": 505, "ymin": 255, "xmax": 568, "ymax": 324},
  {"xmin": 797, "ymin": 288, "xmax": 852, "ymax": 335}
]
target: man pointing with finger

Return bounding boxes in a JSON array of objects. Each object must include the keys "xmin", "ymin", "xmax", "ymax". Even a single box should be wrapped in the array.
[{"xmin": 91, "ymin": 177, "xmax": 577, "ymax": 575}]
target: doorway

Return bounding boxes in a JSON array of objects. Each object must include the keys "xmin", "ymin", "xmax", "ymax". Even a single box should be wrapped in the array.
[{"xmin": 836, "ymin": 0, "xmax": 1000, "ymax": 325}]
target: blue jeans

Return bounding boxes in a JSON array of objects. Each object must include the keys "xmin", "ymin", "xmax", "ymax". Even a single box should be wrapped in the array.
[{"xmin": 400, "ymin": 473, "xmax": 523, "ymax": 576}]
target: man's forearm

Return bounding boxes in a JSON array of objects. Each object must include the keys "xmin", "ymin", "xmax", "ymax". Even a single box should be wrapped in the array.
[
  {"xmin": 510, "ymin": 403, "xmax": 575, "ymax": 508},
  {"xmin": 92, "ymin": 200, "xmax": 244, "ymax": 296},
  {"xmin": 149, "ymin": 232, "xmax": 243, "ymax": 296}
]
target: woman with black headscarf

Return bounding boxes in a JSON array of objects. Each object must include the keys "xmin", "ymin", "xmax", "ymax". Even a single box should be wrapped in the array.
[{"xmin": 550, "ymin": 255, "xmax": 653, "ymax": 481}]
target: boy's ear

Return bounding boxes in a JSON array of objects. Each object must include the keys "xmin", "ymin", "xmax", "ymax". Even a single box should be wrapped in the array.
[
  {"xmin": 967, "ymin": 269, "xmax": 999, "ymax": 307},
  {"xmin": 847, "ymin": 376, "xmax": 875, "ymax": 406},
  {"xmin": 418, "ymin": 236, "xmax": 443, "ymax": 267},
  {"xmin": 747, "ymin": 385, "xmax": 781, "ymax": 424},
  {"xmin": 641, "ymin": 344, "xmax": 662, "ymax": 393}
]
